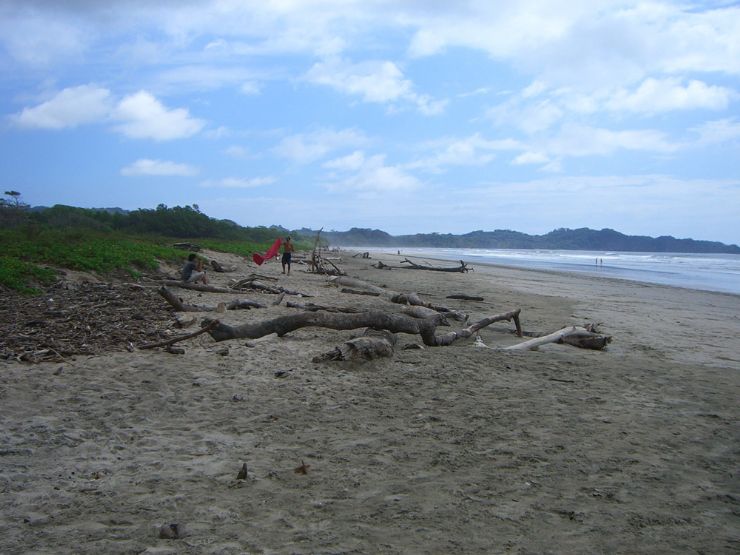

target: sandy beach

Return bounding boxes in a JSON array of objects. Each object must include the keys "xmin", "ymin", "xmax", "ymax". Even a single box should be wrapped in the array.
[{"xmin": 1, "ymin": 249, "xmax": 738, "ymax": 554}]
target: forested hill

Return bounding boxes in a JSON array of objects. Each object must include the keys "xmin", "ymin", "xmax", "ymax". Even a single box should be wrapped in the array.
[{"xmin": 312, "ymin": 227, "xmax": 740, "ymax": 254}]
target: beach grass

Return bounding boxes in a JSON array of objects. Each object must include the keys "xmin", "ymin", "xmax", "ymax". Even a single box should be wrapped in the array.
[{"xmin": 0, "ymin": 228, "xmax": 284, "ymax": 294}]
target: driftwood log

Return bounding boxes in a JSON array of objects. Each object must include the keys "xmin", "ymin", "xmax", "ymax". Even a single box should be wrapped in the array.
[
  {"xmin": 206, "ymin": 308, "xmax": 521, "ymax": 347},
  {"xmin": 173, "ymin": 242, "xmax": 201, "ymax": 251},
  {"xmin": 313, "ymin": 330, "xmax": 397, "ymax": 362},
  {"xmin": 340, "ymin": 288, "xmax": 380, "ymax": 297},
  {"xmin": 210, "ymin": 260, "xmax": 236, "ymax": 273},
  {"xmin": 329, "ymin": 276, "xmax": 461, "ymax": 316},
  {"xmin": 163, "ymin": 281, "xmax": 234, "ymax": 294},
  {"xmin": 447, "ymin": 294, "xmax": 484, "ymax": 301},
  {"xmin": 158, "ymin": 287, "xmax": 265, "ymax": 312},
  {"xmin": 400, "ymin": 258, "xmax": 471, "ymax": 273},
  {"xmin": 139, "ymin": 320, "xmax": 219, "ymax": 350},
  {"xmin": 503, "ymin": 326, "xmax": 611, "ymax": 351},
  {"xmin": 285, "ymin": 301, "xmax": 363, "ymax": 313}
]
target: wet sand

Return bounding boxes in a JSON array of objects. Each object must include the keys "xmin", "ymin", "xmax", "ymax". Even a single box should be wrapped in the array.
[{"xmin": 1, "ymin": 250, "xmax": 738, "ymax": 554}]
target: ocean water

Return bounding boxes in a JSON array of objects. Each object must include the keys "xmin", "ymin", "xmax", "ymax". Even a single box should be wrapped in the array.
[{"xmin": 354, "ymin": 247, "xmax": 740, "ymax": 295}]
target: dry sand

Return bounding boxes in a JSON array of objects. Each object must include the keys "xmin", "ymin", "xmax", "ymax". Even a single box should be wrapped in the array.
[{"xmin": 1, "ymin": 250, "xmax": 738, "ymax": 554}]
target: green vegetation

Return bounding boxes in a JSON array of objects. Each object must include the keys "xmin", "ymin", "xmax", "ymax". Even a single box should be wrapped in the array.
[
  {"xmin": 0, "ymin": 194, "xmax": 310, "ymax": 295},
  {"xmin": 0, "ymin": 257, "xmax": 57, "ymax": 295}
]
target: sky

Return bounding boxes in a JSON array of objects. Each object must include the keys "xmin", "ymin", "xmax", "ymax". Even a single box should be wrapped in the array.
[{"xmin": 1, "ymin": 0, "xmax": 739, "ymax": 244}]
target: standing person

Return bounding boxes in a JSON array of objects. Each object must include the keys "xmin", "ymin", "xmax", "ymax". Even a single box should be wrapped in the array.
[
  {"xmin": 281, "ymin": 236, "xmax": 295, "ymax": 275},
  {"xmin": 181, "ymin": 253, "xmax": 208, "ymax": 284}
]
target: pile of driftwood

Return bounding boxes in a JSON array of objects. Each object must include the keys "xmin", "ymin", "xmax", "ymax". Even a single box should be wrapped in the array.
[
  {"xmin": 307, "ymin": 229, "xmax": 345, "ymax": 276},
  {"xmin": 1, "ymin": 280, "xmax": 174, "ymax": 362},
  {"xmin": 149, "ymin": 267, "xmax": 611, "ymax": 361}
]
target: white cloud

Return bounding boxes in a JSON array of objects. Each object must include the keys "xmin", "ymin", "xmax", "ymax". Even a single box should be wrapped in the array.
[
  {"xmin": 151, "ymin": 65, "xmax": 264, "ymax": 94},
  {"xmin": 488, "ymin": 96, "xmax": 564, "ymax": 134},
  {"xmin": 305, "ymin": 57, "xmax": 446, "ymax": 114},
  {"xmin": 607, "ymin": 78, "xmax": 733, "ymax": 113},
  {"xmin": 548, "ymin": 124, "xmax": 678, "ymax": 157},
  {"xmin": 224, "ymin": 145, "xmax": 251, "ymax": 159},
  {"xmin": 113, "ymin": 91, "xmax": 205, "ymax": 141},
  {"xmin": 121, "ymin": 159, "xmax": 199, "ymax": 177},
  {"xmin": 692, "ymin": 118, "xmax": 740, "ymax": 145},
  {"xmin": 200, "ymin": 176, "xmax": 275, "ymax": 188},
  {"xmin": 240, "ymin": 81, "xmax": 261, "ymax": 95},
  {"xmin": 323, "ymin": 150, "xmax": 366, "ymax": 171},
  {"xmin": 323, "ymin": 151, "xmax": 421, "ymax": 192},
  {"xmin": 0, "ymin": 9, "xmax": 88, "ymax": 66},
  {"xmin": 512, "ymin": 151, "xmax": 550, "ymax": 165},
  {"xmin": 274, "ymin": 128, "xmax": 368, "ymax": 163},
  {"xmin": 12, "ymin": 85, "xmax": 112, "ymax": 129},
  {"xmin": 409, "ymin": 134, "xmax": 523, "ymax": 171},
  {"xmin": 306, "ymin": 58, "xmax": 412, "ymax": 103}
]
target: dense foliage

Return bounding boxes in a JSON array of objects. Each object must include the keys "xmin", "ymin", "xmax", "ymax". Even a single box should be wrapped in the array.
[{"xmin": 0, "ymin": 196, "xmax": 305, "ymax": 294}]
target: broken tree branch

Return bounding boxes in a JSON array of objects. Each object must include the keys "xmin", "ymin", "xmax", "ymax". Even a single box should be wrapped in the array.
[{"xmin": 139, "ymin": 320, "xmax": 219, "ymax": 350}]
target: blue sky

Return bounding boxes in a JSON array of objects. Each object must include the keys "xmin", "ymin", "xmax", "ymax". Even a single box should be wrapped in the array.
[{"xmin": 1, "ymin": 0, "xmax": 739, "ymax": 244}]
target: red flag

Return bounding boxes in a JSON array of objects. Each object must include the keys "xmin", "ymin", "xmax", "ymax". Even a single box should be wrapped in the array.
[{"xmin": 252, "ymin": 238, "xmax": 282, "ymax": 266}]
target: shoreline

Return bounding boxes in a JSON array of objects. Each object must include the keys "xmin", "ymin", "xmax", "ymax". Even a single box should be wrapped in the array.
[
  {"xmin": 1, "ymin": 249, "xmax": 738, "ymax": 553},
  {"xmin": 356, "ymin": 247, "xmax": 740, "ymax": 297}
]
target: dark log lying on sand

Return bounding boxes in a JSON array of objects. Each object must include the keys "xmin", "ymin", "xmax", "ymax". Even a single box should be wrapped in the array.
[
  {"xmin": 163, "ymin": 281, "xmax": 234, "ymax": 294},
  {"xmin": 447, "ymin": 294, "xmax": 484, "ymax": 301},
  {"xmin": 206, "ymin": 309, "xmax": 521, "ymax": 347},
  {"xmin": 400, "ymin": 258, "xmax": 471, "ymax": 273},
  {"xmin": 158, "ymin": 286, "xmax": 265, "ymax": 312}
]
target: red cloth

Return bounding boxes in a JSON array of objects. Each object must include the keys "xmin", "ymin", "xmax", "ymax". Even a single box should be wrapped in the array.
[{"xmin": 252, "ymin": 238, "xmax": 282, "ymax": 265}]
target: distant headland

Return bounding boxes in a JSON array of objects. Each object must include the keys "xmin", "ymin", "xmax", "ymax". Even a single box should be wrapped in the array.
[{"xmin": 300, "ymin": 227, "xmax": 740, "ymax": 254}]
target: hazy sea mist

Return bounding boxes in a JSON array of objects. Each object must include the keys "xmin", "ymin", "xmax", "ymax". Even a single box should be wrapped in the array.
[{"xmin": 354, "ymin": 247, "xmax": 740, "ymax": 295}]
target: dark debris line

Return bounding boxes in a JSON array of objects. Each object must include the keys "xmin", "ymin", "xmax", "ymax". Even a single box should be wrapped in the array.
[{"xmin": 0, "ymin": 280, "xmax": 175, "ymax": 363}]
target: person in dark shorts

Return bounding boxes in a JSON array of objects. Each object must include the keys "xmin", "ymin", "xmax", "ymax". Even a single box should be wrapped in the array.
[{"xmin": 281, "ymin": 236, "xmax": 294, "ymax": 275}]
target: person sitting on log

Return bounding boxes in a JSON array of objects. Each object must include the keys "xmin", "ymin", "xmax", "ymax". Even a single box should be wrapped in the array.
[{"xmin": 181, "ymin": 253, "xmax": 208, "ymax": 284}]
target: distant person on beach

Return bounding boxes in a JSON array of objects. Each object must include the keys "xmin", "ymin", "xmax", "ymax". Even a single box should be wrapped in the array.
[
  {"xmin": 181, "ymin": 253, "xmax": 208, "ymax": 284},
  {"xmin": 281, "ymin": 236, "xmax": 295, "ymax": 275}
]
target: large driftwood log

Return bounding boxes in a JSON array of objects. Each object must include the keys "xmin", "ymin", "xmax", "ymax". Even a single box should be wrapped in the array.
[
  {"xmin": 400, "ymin": 258, "xmax": 471, "ymax": 273},
  {"xmin": 206, "ymin": 309, "xmax": 521, "ymax": 347},
  {"xmin": 285, "ymin": 301, "xmax": 363, "ymax": 313},
  {"xmin": 230, "ymin": 278, "xmax": 310, "ymax": 296},
  {"xmin": 503, "ymin": 326, "xmax": 610, "ymax": 351},
  {"xmin": 163, "ymin": 280, "xmax": 234, "ymax": 294},
  {"xmin": 158, "ymin": 287, "xmax": 265, "ymax": 312},
  {"xmin": 329, "ymin": 276, "xmax": 462, "ymax": 316}
]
